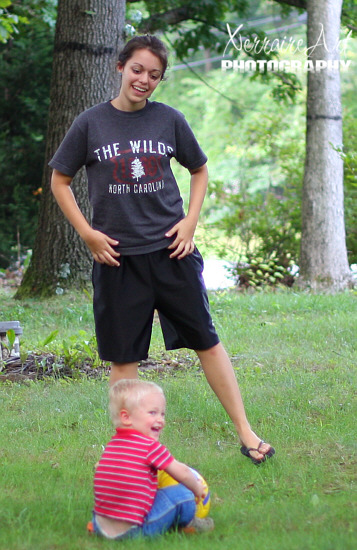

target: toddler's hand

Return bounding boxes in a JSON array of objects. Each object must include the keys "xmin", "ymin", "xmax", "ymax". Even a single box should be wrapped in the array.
[{"xmin": 194, "ymin": 477, "xmax": 206, "ymax": 502}]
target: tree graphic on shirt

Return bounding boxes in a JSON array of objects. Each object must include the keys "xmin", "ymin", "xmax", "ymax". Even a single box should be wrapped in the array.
[{"xmin": 131, "ymin": 158, "xmax": 145, "ymax": 181}]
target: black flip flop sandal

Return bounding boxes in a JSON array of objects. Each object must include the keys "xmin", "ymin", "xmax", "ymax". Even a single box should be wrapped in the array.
[{"xmin": 240, "ymin": 440, "xmax": 275, "ymax": 465}]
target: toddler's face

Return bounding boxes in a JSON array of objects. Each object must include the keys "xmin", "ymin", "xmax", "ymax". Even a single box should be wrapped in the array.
[{"xmin": 128, "ymin": 390, "xmax": 166, "ymax": 441}]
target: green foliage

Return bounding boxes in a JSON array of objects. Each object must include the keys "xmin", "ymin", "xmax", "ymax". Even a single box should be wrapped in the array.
[
  {"xmin": 29, "ymin": 329, "xmax": 102, "ymax": 377},
  {"xmin": 231, "ymin": 251, "xmax": 295, "ymax": 289},
  {"xmin": 40, "ymin": 329, "xmax": 58, "ymax": 347},
  {"xmin": 0, "ymin": 289, "xmax": 103, "ymax": 377},
  {"xmin": 210, "ymin": 180, "xmax": 301, "ymax": 256},
  {"xmin": 47, "ymin": 330, "xmax": 101, "ymax": 370},
  {"xmin": 186, "ymin": 75, "xmax": 305, "ymax": 288},
  {"xmin": 156, "ymin": 38, "xmax": 356, "ymax": 282},
  {"xmin": 342, "ymin": 0, "xmax": 357, "ymax": 36},
  {"xmin": 208, "ymin": 180, "xmax": 301, "ymax": 288},
  {"xmin": 0, "ymin": 1, "xmax": 27, "ymax": 43},
  {"xmin": 0, "ymin": 12, "xmax": 54, "ymax": 268},
  {"xmin": 0, "ymin": 328, "xmax": 16, "ymax": 364},
  {"xmin": 0, "ymin": 0, "xmax": 56, "ymax": 42},
  {"xmin": 341, "ymin": 115, "xmax": 357, "ymax": 265},
  {"xmin": 157, "ymin": 66, "xmax": 306, "ymax": 190},
  {"xmin": 6, "ymin": 328, "xmax": 16, "ymax": 349},
  {"xmin": 132, "ymin": 0, "xmax": 252, "ymax": 42}
]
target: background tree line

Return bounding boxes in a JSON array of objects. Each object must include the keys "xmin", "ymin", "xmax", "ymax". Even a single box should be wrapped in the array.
[{"xmin": 0, "ymin": 0, "xmax": 356, "ymax": 293}]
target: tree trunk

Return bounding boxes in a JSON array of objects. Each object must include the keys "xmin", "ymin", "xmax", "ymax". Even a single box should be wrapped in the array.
[
  {"xmin": 298, "ymin": 0, "xmax": 353, "ymax": 290},
  {"xmin": 16, "ymin": 0, "xmax": 125, "ymax": 297}
]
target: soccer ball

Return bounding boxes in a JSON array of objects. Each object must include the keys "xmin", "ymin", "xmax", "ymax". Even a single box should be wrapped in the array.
[{"xmin": 157, "ymin": 467, "xmax": 211, "ymax": 518}]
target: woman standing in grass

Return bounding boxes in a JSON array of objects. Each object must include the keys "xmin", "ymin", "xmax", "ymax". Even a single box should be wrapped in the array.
[{"xmin": 50, "ymin": 34, "xmax": 274, "ymax": 465}]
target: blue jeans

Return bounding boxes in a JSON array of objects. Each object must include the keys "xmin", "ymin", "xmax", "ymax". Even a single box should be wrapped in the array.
[{"xmin": 92, "ymin": 484, "xmax": 196, "ymax": 539}]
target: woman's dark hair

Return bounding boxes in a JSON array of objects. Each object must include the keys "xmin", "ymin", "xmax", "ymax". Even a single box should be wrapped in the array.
[{"xmin": 118, "ymin": 35, "xmax": 169, "ymax": 80}]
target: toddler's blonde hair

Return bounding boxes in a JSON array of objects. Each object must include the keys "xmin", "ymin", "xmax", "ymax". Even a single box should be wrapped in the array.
[{"xmin": 109, "ymin": 379, "xmax": 165, "ymax": 428}]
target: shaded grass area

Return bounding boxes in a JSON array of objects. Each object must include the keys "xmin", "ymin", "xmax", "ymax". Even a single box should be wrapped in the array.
[
  {"xmin": 0, "ymin": 289, "xmax": 356, "ymax": 549},
  {"xmin": 1, "ymin": 288, "xmax": 356, "ymax": 374}
]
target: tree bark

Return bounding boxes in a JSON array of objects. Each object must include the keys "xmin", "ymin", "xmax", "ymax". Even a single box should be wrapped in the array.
[
  {"xmin": 16, "ymin": 0, "xmax": 125, "ymax": 297},
  {"xmin": 298, "ymin": 0, "xmax": 353, "ymax": 290}
]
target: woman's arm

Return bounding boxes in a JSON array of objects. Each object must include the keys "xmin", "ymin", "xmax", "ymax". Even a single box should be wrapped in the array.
[
  {"xmin": 51, "ymin": 169, "xmax": 120, "ymax": 266},
  {"xmin": 165, "ymin": 163, "xmax": 208, "ymax": 259}
]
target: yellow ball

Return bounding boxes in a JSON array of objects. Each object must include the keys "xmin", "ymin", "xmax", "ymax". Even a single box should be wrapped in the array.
[
  {"xmin": 157, "ymin": 468, "xmax": 211, "ymax": 518},
  {"xmin": 157, "ymin": 469, "xmax": 179, "ymax": 489}
]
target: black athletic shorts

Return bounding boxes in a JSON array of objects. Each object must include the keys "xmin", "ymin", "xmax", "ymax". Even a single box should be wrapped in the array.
[{"xmin": 92, "ymin": 247, "xmax": 220, "ymax": 363}]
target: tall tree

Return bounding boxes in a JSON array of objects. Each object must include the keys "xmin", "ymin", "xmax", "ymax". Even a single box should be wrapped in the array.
[
  {"xmin": 299, "ymin": 0, "xmax": 351, "ymax": 289},
  {"xmin": 276, "ymin": 1, "xmax": 353, "ymax": 290},
  {"xmin": 16, "ymin": 0, "xmax": 125, "ymax": 297}
]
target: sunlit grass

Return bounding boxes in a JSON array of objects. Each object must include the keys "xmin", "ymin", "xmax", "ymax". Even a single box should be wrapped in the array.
[{"xmin": 0, "ymin": 288, "xmax": 356, "ymax": 549}]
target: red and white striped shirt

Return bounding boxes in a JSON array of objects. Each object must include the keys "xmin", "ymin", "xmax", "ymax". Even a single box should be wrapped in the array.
[{"xmin": 94, "ymin": 428, "xmax": 174, "ymax": 525}]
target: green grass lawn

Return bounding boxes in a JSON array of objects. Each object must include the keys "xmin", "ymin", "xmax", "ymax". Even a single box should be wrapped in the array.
[{"xmin": 0, "ymin": 288, "xmax": 356, "ymax": 549}]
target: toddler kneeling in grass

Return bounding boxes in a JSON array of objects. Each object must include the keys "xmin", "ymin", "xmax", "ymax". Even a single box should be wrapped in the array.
[{"xmin": 88, "ymin": 379, "xmax": 214, "ymax": 539}]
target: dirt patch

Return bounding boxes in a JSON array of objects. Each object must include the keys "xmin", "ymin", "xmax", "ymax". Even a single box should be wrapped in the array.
[{"xmin": 0, "ymin": 352, "xmax": 197, "ymax": 382}]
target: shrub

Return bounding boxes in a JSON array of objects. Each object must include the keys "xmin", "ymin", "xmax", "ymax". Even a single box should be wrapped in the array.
[
  {"xmin": 208, "ymin": 180, "xmax": 301, "ymax": 288},
  {"xmin": 231, "ymin": 251, "xmax": 296, "ymax": 289}
]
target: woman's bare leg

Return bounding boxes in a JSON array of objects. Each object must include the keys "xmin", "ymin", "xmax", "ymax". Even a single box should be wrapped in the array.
[
  {"xmin": 109, "ymin": 362, "xmax": 139, "ymax": 386},
  {"xmin": 196, "ymin": 343, "xmax": 273, "ymax": 461}
]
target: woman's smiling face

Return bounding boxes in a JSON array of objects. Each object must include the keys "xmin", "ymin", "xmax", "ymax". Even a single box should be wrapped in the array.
[{"xmin": 117, "ymin": 48, "xmax": 163, "ymax": 111}]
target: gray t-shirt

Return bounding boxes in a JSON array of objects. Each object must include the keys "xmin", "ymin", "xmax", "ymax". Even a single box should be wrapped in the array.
[{"xmin": 49, "ymin": 100, "xmax": 207, "ymax": 255}]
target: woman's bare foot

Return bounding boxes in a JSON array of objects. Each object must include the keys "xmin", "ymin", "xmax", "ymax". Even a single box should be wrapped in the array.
[{"xmin": 239, "ymin": 431, "xmax": 275, "ymax": 464}]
